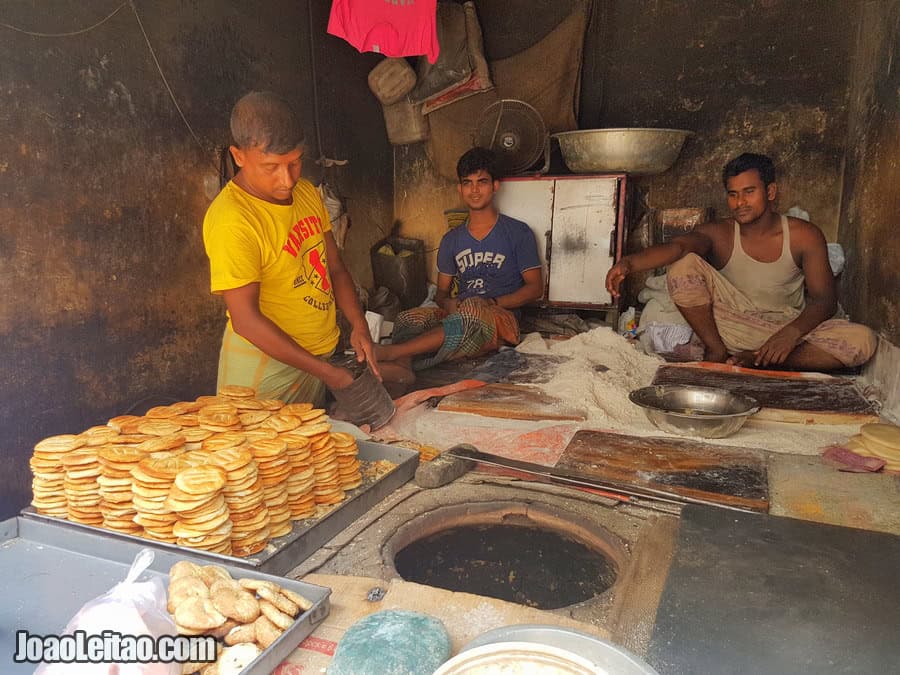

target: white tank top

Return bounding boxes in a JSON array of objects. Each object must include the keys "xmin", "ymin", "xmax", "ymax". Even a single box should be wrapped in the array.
[{"xmin": 720, "ymin": 215, "xmax": 805, "ymax": 312}]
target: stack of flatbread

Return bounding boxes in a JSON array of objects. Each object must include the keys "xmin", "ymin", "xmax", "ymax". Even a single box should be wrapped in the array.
[
  {"xmin": 31, "ymin": 434, "xmax": 85, "ymax": 518},
  {"xmin": 847, "ymin": 423, "xmax": 900, "ymax": 471},
  {"xmin": 28, "ymin": 386, "xmax": 376, "ymax": 558},
  {"xmin": 97, "ymin": 445, "xmax": 145, "ymax": 534},
  {"xmin": 169, "ymin": 465, "xmax": 233, "ymax": 555},
  {"xmin": 61, "ymin": 447, "xmax": 103, "ymax": 525},
  {"xmin": 247, "ymin": 439, "xmax": 294, "ymax": 539},
  {"xmin": 208, "ymin": 446, "xmax": 272, "ymax": 558},
  {"xmin": 281, "ymin": 431, "xmax": 318, "ymax": 519},
  {"xmin": 332, "ymin": 432, "xmax": 363, "ymax": 490},
  {"xmin": 132, "ymin": 456, "xmax": 192, "ymax": 542},
  {"xmin": 304, "ymin": 422, "xmax": 345, "ymax": 506}
]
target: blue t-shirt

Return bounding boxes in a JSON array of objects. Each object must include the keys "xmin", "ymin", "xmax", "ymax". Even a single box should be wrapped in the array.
[{"xmin": 437, "ymin": 214, "xmax": 540, "ymax": 301}]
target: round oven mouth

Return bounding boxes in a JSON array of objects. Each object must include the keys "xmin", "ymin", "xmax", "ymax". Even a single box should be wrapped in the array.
[{"xmin": 383, "ymin": 501, "xmax": 627, "ymax": 610}]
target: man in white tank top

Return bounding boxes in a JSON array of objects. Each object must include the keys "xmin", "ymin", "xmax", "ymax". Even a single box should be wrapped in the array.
[{"xmin": 605, "ymin": 153, "xmax": 875, "ymax": 371}]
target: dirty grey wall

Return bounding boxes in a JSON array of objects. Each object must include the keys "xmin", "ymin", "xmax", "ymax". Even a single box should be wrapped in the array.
[
  {"xmin": 838, "ymin": 1, "xmax": 900, "ymax": 345},
  {"xmin": 580, "ymin": 0, "xmax": 857, "ymax": 241},
  {"xmin": 0, "ymin": 0, "xmax": 391, "ymax": 519}
]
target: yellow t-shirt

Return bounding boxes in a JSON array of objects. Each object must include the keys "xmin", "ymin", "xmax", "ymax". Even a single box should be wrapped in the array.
[{"xmin": 202, "ymin": 179, "xmax": 339, "ymax": 356}]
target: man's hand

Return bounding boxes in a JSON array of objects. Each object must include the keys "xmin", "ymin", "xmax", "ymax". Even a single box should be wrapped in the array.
[
  {"xmin": 349, "ymin": 323, "xmax": 381, "ymax": 380},
  {"xmin": 605, "ymin": 258, "xmax": 632, "ymax": 298},
  {"xmin": 322, "ymin": 364, "xmax": 355, "ymax": 391},
  {"xmin": 752, "ymin": 324, "xmax": 803, "ymax": 367}
]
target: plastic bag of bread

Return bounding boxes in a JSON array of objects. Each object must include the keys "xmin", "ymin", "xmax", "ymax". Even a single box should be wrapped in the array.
[{"xmin": 36, "ymin": 548, "xmax": 181, "ymax": 674}]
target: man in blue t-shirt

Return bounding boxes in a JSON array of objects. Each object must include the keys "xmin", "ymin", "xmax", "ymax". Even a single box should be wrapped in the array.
[{"xmin": 375, "ymin": 147, "xmax": 543, "ymax": 388}]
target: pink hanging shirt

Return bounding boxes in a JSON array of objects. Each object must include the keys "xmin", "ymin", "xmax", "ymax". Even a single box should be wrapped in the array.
[{"xmin": 327, "ymin": 0, "xmax": 440, "ymax": 64}]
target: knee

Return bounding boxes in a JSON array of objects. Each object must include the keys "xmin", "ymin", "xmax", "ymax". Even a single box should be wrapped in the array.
[
  {"xmin": 394, "ymin": 309, "xmax": 415, "ymax": 324},
  {"xmin": 831, "ymin": 324, "xmax": 879, "ymax": 367},
  {"xmin": 666, "ymin": 253, "xmax": 711, "ymax": 301},
  {"xmin": 667, "ymin": 253, "xmax": 704, "ymax": 281}
]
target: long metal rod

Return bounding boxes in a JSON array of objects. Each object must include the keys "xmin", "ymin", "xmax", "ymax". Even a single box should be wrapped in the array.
[{"xmin": 446, "ymin": 449, "xmax": 757, "ymax": 514}]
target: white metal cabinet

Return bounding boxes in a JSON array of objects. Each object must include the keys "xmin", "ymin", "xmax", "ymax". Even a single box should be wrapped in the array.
[{"xmin": 495, "ymin": 175, "xmax": 625, "ymax": 309}]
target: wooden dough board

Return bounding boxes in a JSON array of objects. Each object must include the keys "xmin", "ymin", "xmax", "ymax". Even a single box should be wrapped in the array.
[
  {"xmin": 437, "ymin": 383, "xmax": 587, "ymax": 421},
  {"xmin": 652, "ymin": 362, "xmax": 878, "ymax": 424},
  {"xmin": 557, "ymin": 429, "xmax": 769, "ymax": 512}
]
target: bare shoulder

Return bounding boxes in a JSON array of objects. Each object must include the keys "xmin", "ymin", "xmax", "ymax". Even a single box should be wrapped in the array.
[
  {"xmin": 695, "ymin": 219, "xmax": 732, "ymax": 243},
  {"xmin": 787, "ymin": 216, "xmax": 827, "ymax": 248}
]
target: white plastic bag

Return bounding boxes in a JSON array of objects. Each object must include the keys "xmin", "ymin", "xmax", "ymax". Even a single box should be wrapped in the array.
[{"xmin": 35, "ymin": 549, "xmax": 181, "ymax": 675}]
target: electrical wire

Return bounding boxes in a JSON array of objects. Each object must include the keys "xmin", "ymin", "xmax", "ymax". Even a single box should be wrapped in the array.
[
  {"xmin": 1, "ymin": 1, "xmax": 213, "ymax": 168},
  {"xmin": 0, "ymin": 2, "xmax": 127, "ymax": 37},
  {"xmin": 128, "ymin": 0, "xmax": 208, "ymax": 158}
]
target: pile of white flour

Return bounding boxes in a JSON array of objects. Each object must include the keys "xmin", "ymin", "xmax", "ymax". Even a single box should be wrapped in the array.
[{"xmin": 515, "ymin": 327, "xmax": 860, "ymax": 456}]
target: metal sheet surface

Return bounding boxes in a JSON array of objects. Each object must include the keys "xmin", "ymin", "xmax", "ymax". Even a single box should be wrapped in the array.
[
  {"xmin": 0, "ymin": 517, "xmax": 331, "ymax": 674},
  {"xmin": 21, "ymin": 440, "xmax": 418, "ymax": 575}
]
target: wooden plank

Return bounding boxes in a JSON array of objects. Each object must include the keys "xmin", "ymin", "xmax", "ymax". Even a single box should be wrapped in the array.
[
  {"xmin": 556, "ymin": 430, "xmax": 769, "ymax": 512},
  {"xmin": 652, "ymin": 362, "xmax": 878, "ymax": 424},
  {"xmin": 437, "ymin": 383, "xmax": 587, "ymax": 421}
]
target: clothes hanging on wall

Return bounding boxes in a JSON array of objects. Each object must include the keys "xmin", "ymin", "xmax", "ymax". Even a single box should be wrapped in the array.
[
  {"xmin": 407, "ymin": 1, "xmax": 493, "ymax": 114},
  {"xmin": 328, "ymin": 0, "xmax": 440, "ymax": 64}
]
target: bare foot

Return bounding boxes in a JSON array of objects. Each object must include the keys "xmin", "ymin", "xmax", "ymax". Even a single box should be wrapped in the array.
[
  {"xmin": 379, "ymin": 360, "xmax": 416, "ymax": 386},
  {"xmin": 703, "ymin": 346, "xmax": 729, "ymax": 363},
  {"xmin": 373, "ymin": 343, "xmax": 397, "ymax": 361}
]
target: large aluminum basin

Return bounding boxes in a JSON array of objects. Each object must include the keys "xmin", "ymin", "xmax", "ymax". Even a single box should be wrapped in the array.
[{"xmin": 553, "ymin": 128, "xmax": 692, "ymax": 175}]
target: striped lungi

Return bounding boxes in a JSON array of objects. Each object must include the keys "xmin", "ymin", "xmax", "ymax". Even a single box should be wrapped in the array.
[
  {"xmin": 217, "ymin": 326, "xmax": 335, "ymax": 405},
  {"xmin": 392, "ymin": 297, "xmax": 520, "ymax": 371},
  {"xmin": 666, "ymin": 253, "xmax": 877, "ymax": 367}
]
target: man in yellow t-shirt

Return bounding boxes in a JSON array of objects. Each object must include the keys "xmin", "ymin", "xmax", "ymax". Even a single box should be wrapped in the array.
[{"xmin": 203, "ymin": 91, "xmax": 378, "ymax": 404}]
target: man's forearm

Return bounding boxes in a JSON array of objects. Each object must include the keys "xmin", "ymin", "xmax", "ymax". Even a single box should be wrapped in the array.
[
  {"xmin": 494, "ymin": 282, "xmax": 541, "ymax": 309},
  {"xmin": 620, "ymin": 241, "xmax": 688, "ymax": 274},
  {"xmin": 231, "ymin": 312, "xmax": 335, "ymax": 381},
  {"xmin": 784, "ymin": 297, "xmax": 837, "ymax": 338}
]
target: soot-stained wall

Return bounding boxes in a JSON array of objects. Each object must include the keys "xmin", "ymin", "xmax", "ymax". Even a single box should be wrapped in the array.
[
  {"xmin": 0, "ymin": 0, "xmax": 391, "ymax": 518},
  {"xmin": 839, "ymin": 1, "xmax": 900, "ymax": 344},
  {"xmin": 580, "ymin": 0, "xmax": 857, "ymax": 240}
]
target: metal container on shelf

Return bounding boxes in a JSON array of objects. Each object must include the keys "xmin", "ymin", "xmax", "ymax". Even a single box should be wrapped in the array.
[
  {"xmin": 553, "ymin": 128, "xmax": 692, "ymax": 175},
  {"xmin": 383, "ymin": 96, "xmax": 430, "ymax": 145}
]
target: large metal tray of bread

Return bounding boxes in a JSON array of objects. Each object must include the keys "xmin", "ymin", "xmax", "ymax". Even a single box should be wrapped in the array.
[
  {"xmin": 20, "ymin": 439, "xmax": 418, "ymax": 574},
  {"xmin": 0, "ymin": 516, "xmax": 330, "ymax": 674}
]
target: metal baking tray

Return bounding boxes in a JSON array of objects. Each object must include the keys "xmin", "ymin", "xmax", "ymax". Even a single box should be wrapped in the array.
[
  {"xmin": 0, "ymin": 515, "xmax": 331, "ymax": 674},
  {"xmin": 20, "ymin": 439, "xmax": 418, "ymax": 575}
]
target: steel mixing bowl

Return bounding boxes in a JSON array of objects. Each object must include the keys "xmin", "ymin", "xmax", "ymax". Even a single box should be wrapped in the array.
[
  {"xmin": 629, "ymin": 385, "xmax": 760, "ymax": 438},
  {"xmin": 553, "ymin": 128, "xmax": 693, "ymax": 175}
]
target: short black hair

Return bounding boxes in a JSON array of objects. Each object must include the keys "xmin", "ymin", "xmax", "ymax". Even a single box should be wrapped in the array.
[
  {"xmin": 722, "ymin": 153, "xmax": 776, "ymax": 187},
  {"xmin": 457, "ymin": 147, "xmax": 500, "ymax": 182},
  {"xmin": 230, "ymin": 91, "xmax": 305, "ymax": 154}
]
